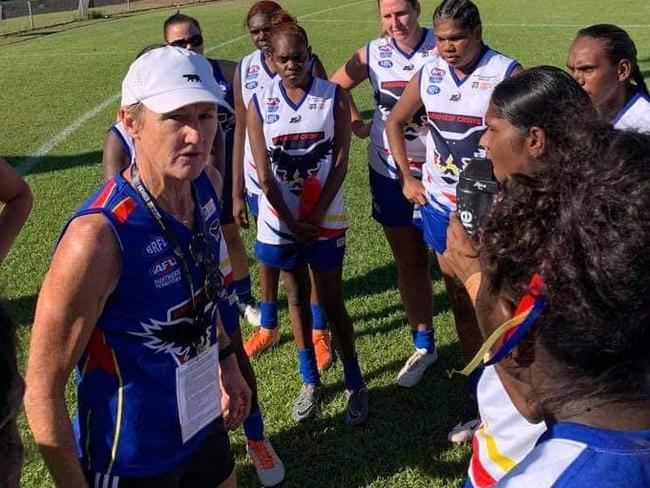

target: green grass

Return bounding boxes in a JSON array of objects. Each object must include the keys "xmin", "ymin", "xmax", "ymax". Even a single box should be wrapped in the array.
[{"xmin": 1, "ymin": 0, "xmax": 650, "ymax": 486}]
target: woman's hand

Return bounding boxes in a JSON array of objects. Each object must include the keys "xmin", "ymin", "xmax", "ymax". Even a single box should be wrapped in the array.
[
  {"xmin": 232, "ymin": 195, "xmax": 249, "ymax": 229},
  {"xmin": 219, "ymin": 354, "xmax": 252, "ymax": 430},
  {"xmin": 401, "ymin": 174, "xmax": 427, "ymax": 206},
  {"xmin": 289, "ymin": 220, "xmax": 319, "ymax": 245},
  {"xmin": 351, "ymin": 119, "xmax": 372, "ymax": 139},
  {"xmin": 444, "ymin": 211, "xmax": 481, "ymax": 283}
]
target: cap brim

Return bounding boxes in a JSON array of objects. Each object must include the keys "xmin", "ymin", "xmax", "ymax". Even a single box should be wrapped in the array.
[{"xmin": 142, "ymin": 87, "xmax": 233, "ymax": 114}]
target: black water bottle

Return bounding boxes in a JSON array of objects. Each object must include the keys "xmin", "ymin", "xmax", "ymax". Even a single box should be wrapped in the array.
[{"xmin": 456, "ymin": 158, "xmax": 500, "ymax": 236}]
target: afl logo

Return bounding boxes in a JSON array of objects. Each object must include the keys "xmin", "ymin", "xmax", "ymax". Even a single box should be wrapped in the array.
[
  {"xmin": 245, "ymin": 81, "xmax": 258, "ymax": 89},
  {"xmin": 427, "ymin": 85, "xmax": 441, "ymax": 95},
  {"xmin": 378, "ymin": 60, "xmax": 393, "ymax": 68},
  {"xmin": 149, "ymin": 256, "xmax": 178, "ymax": 278},
  {"xmin": 430, "ymin": 68, "xmax": 445, "ymax": 77},
  {"xmin": 247, "ymin": 65, "xmax": 260, "ymax": 73},
  {"xmin": 378, "ymin": 45, "xmax": 392, "ymax": 52}
]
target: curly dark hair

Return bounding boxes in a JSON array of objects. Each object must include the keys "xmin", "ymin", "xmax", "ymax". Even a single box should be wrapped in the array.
[{"xmin": 481, "ymin": 127, "xmax": 650, "ymax": 409}]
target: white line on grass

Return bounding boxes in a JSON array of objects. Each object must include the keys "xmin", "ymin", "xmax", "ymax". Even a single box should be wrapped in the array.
[
  {"xmin": 15, "ymin": 94, "xmax": 121, "ymax": 176},
  {"xmin": 17, "ymin": 0, "xmax": 374, "ymax": 176}
]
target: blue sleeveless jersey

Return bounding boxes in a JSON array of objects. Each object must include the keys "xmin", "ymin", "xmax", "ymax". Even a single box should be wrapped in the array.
[
  {"xmin": 69, "ymin": 170, "xmax": 225, "ymax": 477},
  {"xmin": 209, "ymin": 59, "xmax": 235, "ymax": 166}
]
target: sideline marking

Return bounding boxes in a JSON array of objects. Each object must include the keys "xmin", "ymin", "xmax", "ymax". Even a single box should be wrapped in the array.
[{"xmin": 17, "ymin": 0, "xmax": 374, "ymax": 176}]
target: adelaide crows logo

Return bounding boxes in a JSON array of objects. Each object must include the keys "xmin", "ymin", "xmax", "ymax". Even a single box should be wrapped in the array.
[
  {"xmin": 269, "ymin": 134, "xmax": 332, "ymax": 195},
  {"xmin": 130, "ymin": 296, "xmax": 213, "ymax": 365}
]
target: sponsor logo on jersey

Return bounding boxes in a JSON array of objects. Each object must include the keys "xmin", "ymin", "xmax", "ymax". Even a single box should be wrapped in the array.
[
  {"xmin": 272, "ymin": 131, "xmax": 325, "ymax": 147},
  {"xmin": 336, "ymin": 236, "xmax": 346, "ymax": 247},
  {"xmin": 266, "ymin": 114, "xmax": 280, "ymax": 124},
  {"xmin": 449, "ymin": 93, "xmax": 462, "ymax": 102},
  {"xmin": 428, "ymin": 111, "xmax": 482, "ymax": 127},
  {"xmin": 430, "ymin": 67, "xmax": 446, "ymax": 77},
  {"xmin": 378, "ymin": 44, "xmax": 392, "ymax": 52},
  {"xmin": 266, "ymin": 97, "xmax": 280, "ymax": 112},
  {"xmin": 150, "ymin": 256, "xmax": 178, "ymax": 277},
  {"xmin": 209, "ymin": 219, "xmax": 221, "ymax": 240},
  {"xmin": 201, "ymin": 198, "xmax": 217, "ymax": 220},
  {"xmin": 248, "ymin": 65, "xmax": 260, "ymax": 73},
  {"xmin": 429, "ymin": 75, "xmax": 443, "ymax": 84},
  {"xmin": 403, "ymin": 63, "xmax": 414, "ymax": 71},
  {"xmin": 308, "ymin": 97, "xmax": 328, "ymax": 110},
  {"xmin": 290, "ymin": 115, "xmax": 302, "ymax": 124},
  {"xmin": 471, "ymin": 81, "xmax": 494, "ymax": 90},
  {"xmin": 380, "ymin": 51, "xmax": 393, "ymax": 59},
  {"xmin": 149, "ymin": 256, "xmax": 182, "ymax": 290},
  {"xmin": 379, "ymin": 60, "xmax": 393, "ymax": 68},
  {"xmin": 427, "ymin": 85, "xmax": 441, "ymax": 95},
  {"xmin": 245, "ymin": 72, "xmax": 258, "ymax": 81},
  {"xmin": 245, "ymin": 81, "xmax": 258, "ymax": 89},
  {"xmin": 143, "ymin": 236, "xmax": 168, "ymax": 256}
]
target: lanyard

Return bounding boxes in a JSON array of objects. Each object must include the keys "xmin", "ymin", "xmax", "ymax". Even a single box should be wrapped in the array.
[{"xmin": 130, "ymin": 163, "xmax": 201, "ymax": 316}]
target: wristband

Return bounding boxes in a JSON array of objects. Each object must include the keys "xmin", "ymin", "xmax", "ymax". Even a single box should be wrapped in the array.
[
  {"xmin": 464, "ymin": 272, "xmax": 482, "ymax": 306},
  {"xmin": 218, "ymin": 344, "xmax": 234, "ymax": 362}
]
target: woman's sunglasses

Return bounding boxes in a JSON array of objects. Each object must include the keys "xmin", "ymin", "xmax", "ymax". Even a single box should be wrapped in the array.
[{"xmin": 169, "ymin": 33, "xmax": 204, "ymax": 48}]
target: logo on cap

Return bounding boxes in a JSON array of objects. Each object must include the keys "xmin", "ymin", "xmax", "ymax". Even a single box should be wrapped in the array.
[{"xmin": 183, "ymin": 74, "xmax": 201, "ymax": 82}]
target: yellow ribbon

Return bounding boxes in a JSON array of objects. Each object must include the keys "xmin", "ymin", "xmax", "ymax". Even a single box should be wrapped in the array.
[{"xmin": 454, "ymin": 307, "xmax": 532, "ymax": 376}]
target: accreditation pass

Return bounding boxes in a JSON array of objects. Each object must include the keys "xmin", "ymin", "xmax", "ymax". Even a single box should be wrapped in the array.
[{"xmin": 176, "ymin": 345, "xmax": 221, "ymax": 443}]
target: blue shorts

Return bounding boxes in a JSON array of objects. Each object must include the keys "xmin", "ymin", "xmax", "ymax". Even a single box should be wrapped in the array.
[
  {"xmin": 246, "ymin": 193, "xmax": 259, "ymax": 219},
  {"xmin": 368, "ymin": 164, "xmax": 417, "ymax": 229},
  {"xmin": 255, "ymin": 233, "xmax": 346, "ymax": 272},
  {"xmin": 416, "ymin": 203, "xmax": 450, "ymax": 254}
]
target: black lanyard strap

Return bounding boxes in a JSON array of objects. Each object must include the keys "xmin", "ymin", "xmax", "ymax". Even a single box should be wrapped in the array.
[{"xmin": 130, "ymin": 164, "xmax": 199, "ymax": 314}]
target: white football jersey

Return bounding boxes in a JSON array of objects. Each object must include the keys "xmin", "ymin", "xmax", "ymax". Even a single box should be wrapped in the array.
[
  {"xmin": 469, "ymin": 366, "xmax": 546, "ymax": 488},
  {"xmin": 419, "ymin": 47, "xmax": 518, "ymax": 212},
  {"xmin": 613, "ymin": 89, "xmax": 650, "ymax": 134},
  {"xmin": 240, "ymin": 50, "xmax": 278, "ymax": 195},
  {"xmin": 367, "ymin": 29, "xmax": 437, "ymax": 178},
  {"xmin": 253, "ymin": 77, "xmax": 347, "ymax": 245}
]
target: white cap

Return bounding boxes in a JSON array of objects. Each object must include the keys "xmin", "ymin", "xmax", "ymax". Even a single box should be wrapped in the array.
[{"xmin": 121, "ymin": 46, "xmax": 233, "ymax": 113}]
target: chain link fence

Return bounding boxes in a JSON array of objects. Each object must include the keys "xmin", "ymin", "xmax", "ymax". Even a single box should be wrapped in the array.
[{"xmin": 0, "ymin": 0, "xmax": 218, "ymax": 36}]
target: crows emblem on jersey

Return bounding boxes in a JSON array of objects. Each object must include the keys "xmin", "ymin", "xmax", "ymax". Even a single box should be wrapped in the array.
[
  {"xmin": 377, "ymin": 88, "xmax": 427, "ymax": 140},
  {"xmin": 131, "ymin": 296, "xmax": 214, "ymax": 365},
  {"xmin": 270, "ymin": 138, "xmax": 333, "ymax": 195}
]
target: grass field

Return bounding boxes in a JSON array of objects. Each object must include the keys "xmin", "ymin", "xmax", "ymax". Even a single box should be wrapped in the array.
[{"xmin": 1, "ymin": 0, "xmax": 650, "ymax": 486}]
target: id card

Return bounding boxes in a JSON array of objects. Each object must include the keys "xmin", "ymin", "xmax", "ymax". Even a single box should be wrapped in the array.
[{"xmin": 176, "ymin": 345, "xmax": 221, "ymax": 443}]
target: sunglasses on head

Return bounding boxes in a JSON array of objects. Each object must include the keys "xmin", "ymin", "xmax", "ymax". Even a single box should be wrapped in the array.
[{"xmin": 169, "ymin": 33, "xmax": 203, "ymax": 48}]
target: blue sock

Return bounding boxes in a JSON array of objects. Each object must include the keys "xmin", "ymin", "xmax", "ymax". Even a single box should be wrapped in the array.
[
  {"xmin": 298, "ymin": 348, "xmax": 320, "ymax": 386},
  {"xmin": 310, "ymin": 303, "xmax": 327, "ymax": 331},
  {"xmin": 410, "ymin": 329, "xmax": 417, "ymax": 346},
  {"xmin": 243, "ymin": 407, "xmax": 265, "ymax": 441},
  {"xmin": 260, "ymin": 301, "xmax": 278, "ymax": 330},
  {"xmin": 414, "ymin": 329, "xmax": 435, "ymax": 354},
  {"xmin": 342, "ymin": 355, "xmax": 364, "ymax": 391},
  {"xmin": 233, "ymin": 275, "xmax": 253, "ymax": 305}
]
